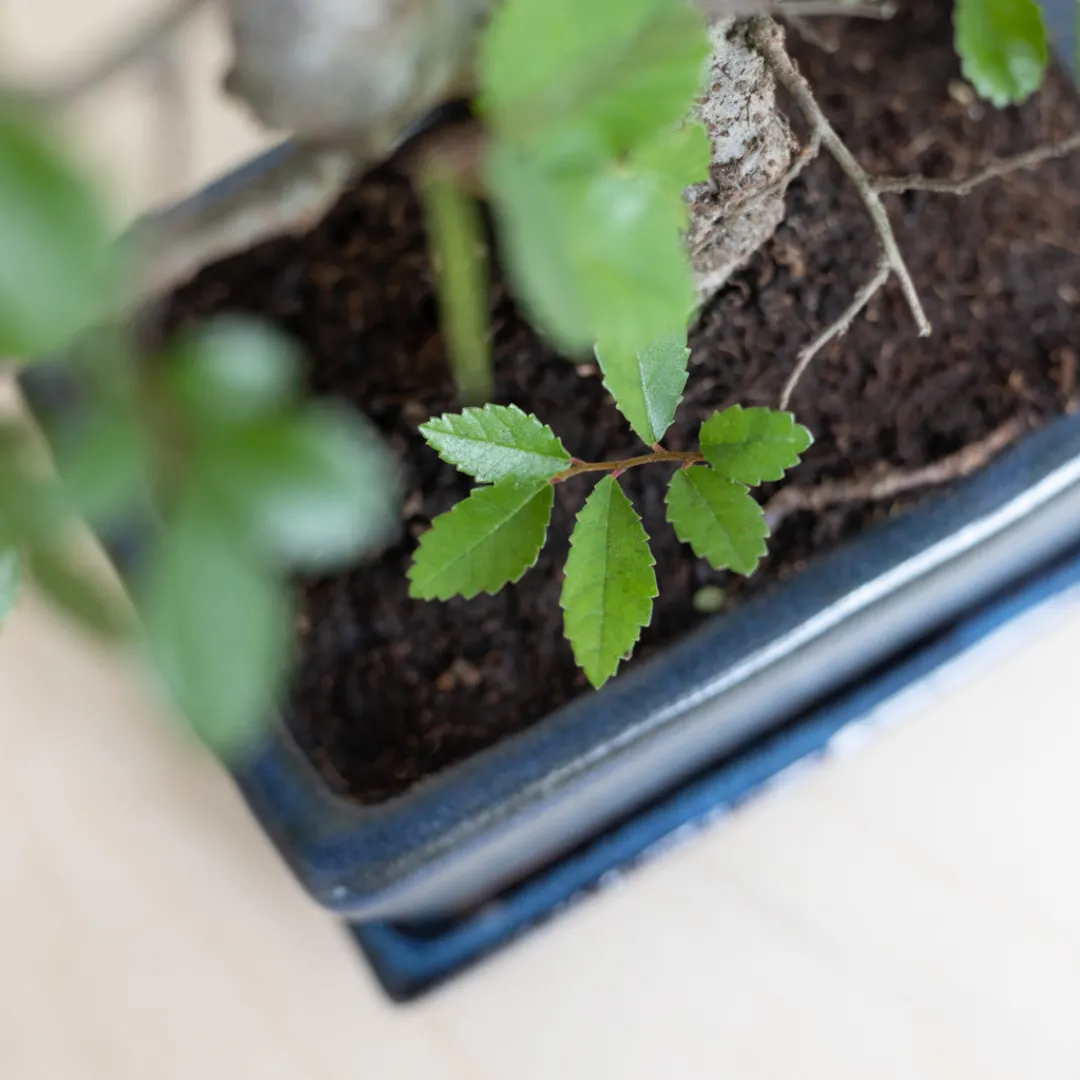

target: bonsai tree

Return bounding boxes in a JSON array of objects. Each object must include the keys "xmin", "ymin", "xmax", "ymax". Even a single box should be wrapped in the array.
[{"xmin": 0, "ymin": 0, "xmax": 1075, "ymax": 747}]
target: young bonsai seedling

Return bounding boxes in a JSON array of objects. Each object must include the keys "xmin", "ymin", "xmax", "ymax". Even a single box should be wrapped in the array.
[{"xmin": 408, "ymin": 334, "xmax": 812, "ymax": 687}]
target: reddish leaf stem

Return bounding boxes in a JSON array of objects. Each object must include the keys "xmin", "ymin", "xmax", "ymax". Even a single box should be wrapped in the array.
[{"xmin": 552, "ymin": 449, "xmax": 704, "ymax": 483}]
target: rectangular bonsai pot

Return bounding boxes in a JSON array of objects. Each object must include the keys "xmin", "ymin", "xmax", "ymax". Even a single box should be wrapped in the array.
[
  {"xmin": 22, "ymin": 2, "xmax": 1080, "ymax": 922},
  {"xmin": 229, "ymin": 411, "xmax": 1080, "ymax": 919}
]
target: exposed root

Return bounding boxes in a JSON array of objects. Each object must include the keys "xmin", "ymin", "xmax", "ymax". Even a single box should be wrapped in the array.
[
  {"xmin": 875, "ymin": 131, "xmax": 1080, "ymax": 196},
  {"xmin": 764, "ymin": 417, "xmax": 1028, "ymax": 529},
  {"xmin": 750, "ymin": 17, "xmax": 932, "ymax": 337},
  {"xmin": 779, "ymin": 259, "xmax": 890, "ymax": 409},
  {"xmin": 750, "ymin": 22, "xmax": 1080, "ymax": 417}
]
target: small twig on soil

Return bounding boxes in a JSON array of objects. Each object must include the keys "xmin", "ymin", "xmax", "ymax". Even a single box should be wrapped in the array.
[
  {"xmin": 779, "ymin": 259, "xmax": 890, "ymax": 409},
  {"xmin": 763, "ymin": 417, "xmax": 1028, "ymax": 529},
  {"xmin": 552, "ymin": 449, "xmax": 704, "ymax": 484},
  {"xmin": 750, "ymin": 17, "xmax": 932, "ymax": 339},
  {"xmin": 6, "ymin": 0, "xmax": 205, "ymax": 108},
  {"xmin": 874, "ymin": 132, "xmax": 1080, "ymax": 196}
]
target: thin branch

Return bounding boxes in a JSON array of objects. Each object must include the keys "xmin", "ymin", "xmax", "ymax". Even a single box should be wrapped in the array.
[
  {"xmin": 874, "ymin": 131, "xmax": 1080, "ymax": 196},
  {"xmin": 779, "ymin": 259, "xmax": 890, "ymax": 409},
  {"xmin": 750, "ymin": 18, "xmax": 932, "ymax": 338},
  {"xmin": 553, "ymin": 450, "xmax": 704, "ymax": 483},
  {"xmin": 10, "ymin": 0, "xmax": 205, "ymax": 108},
  {"xmin": 764, "ymin": 417, "xmax": 1027, "ymax": 529}
]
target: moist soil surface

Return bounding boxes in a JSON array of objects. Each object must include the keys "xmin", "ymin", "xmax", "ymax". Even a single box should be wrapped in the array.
[{"xmin": 164, "ymin": 5, "xmax": 1080, "ymax": 803}]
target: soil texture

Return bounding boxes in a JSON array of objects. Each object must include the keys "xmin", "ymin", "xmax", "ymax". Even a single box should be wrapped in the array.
[{"xmin": 164, "ymin": 5, "xmax": 1080, "ymax": 802}]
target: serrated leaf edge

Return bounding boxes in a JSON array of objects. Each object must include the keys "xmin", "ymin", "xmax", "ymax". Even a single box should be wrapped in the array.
[
  {"xmin": 407, "ymin": 480, "xmax": 554, "ymax": 601},
  {"xmin": 597, "ymin": 337, "xmax": 690, "ymax": 446},
  {"xmin": 665, "ymin": 465, "xmax": 769, "ymax": 576},
  {"xmin": 419, "ymin": 403, "xmax": 571, "ymax": 481},
  {"xmin": 560, "ymin": 475, "xmax": 657, "ymax": 688},
  {"xmin": 699, "ymin": 405, "xmax": 813, "ymax": 486}
]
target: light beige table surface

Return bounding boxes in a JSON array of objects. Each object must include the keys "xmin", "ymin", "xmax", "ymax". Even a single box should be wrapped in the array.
[{"xmin": 2, "ymin": 5, "xmax": 1080, "ymax": 1077}]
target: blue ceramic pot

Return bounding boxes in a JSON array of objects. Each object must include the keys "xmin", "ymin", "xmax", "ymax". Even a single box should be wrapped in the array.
[{"xmin": 21, "ymin": 1, "xmax": 1080, "ymax": 922}]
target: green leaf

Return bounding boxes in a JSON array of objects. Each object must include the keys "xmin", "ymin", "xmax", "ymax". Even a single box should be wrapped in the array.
[
  {"xmin": 199, "ymin": 404, "xmax": 401, "ymax": 572},
  {"xmin": 480, "ymin": 0, "xmax": 709, "ymax": 156},
  {"xmin": 561, "ymin": 475, "xmax": 656, "ymax": 688},
  {"xmin": 420, "ymin": 171, "xmax": 493, "ymax": 406},
  {"xmin": 595, "ymin": 332, "xmax": 689, "ymax": 445},
  {"xmin": 699, "ymin": 405, "xmax": 813, "ymax": 485},
  {"xmin": 408, "ymin": 480, "xmax": 554, "ymax": 600},
  {"xmin": 488, "ymin": 146, "xmax": 696, "ymax": 356},
  {"xmin": 28, "ymin": 541, "xmax": 132, "ymax": 639},
  {"xmin": 0, "ymin": 108, "xmax": 114, "ymax": 359},
  {"xmin": 168, "ymin": 317, "xmax": 302, "ymax": 425},
  {"xmin": 954, "ymin": 0, "xmax": 1049, "ymax": 106},
  {"xmin": 54, "ymin": 403, "xmax": 148, "ymax": 525},
  {"xmin": 665, "ymin": 466, "xmax": 768, "ymax": 576},
  {"xmin": 629, "ymin": 120, "xmax": 712, "ymax": 227},
  {"xmin": 420, "ymin": 404, "xmax": 571, "ymax": 482},
  {"xmin": 0, "ymin": 421, "xmax": 131, "ymax": 637},
  {"xmin": 139, "ymin": 497, "xmax": 290, "ymax": 755},
  {"xmin": 485, "ymin": 147, "xmax": 593, "ymax": 351},
  {"xmin": 0, "ymin": 548, "xmax": 19, "ymax": 625}
]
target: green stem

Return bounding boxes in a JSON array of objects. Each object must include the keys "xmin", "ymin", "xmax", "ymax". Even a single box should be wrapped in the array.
[
  {"xmin": 419, "ymin": 165, "xmax": 494, "ymax": 406},
  {"xmin": 553, "ymin": 449, "xmax": 703, "ymax": 483}
]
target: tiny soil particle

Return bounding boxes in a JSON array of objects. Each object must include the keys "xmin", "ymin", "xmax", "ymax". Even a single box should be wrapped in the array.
[{"xmin": 162, "ymin": 5, "xmax": 1080, "ymax": 804}]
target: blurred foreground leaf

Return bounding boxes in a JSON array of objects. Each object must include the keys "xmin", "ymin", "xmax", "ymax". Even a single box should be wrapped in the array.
[
  {"xmin": 0, "ymin": 107, "xmax": 114, "ymax": 358},
  {"xmin": 139, "ymin": 496, "xmax": 292, "ymax": 755}
]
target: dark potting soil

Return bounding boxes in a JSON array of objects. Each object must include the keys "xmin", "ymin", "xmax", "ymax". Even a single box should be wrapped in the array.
[{"xmin": 163, "ymin": 5, "xmax": 1080, "ymax": 803}]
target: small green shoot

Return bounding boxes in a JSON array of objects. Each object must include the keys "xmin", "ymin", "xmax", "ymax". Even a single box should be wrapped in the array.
[
  {"xmin": 420, "ymin": 0, "xmax": 713, "ymax": 400},
  {"xmin": 418, "ymin": 168, "xmax": 493, "ymax": 405},
  {"xmin": 410, "ymin": 338, "xmax": 813, "ymax": 688}
]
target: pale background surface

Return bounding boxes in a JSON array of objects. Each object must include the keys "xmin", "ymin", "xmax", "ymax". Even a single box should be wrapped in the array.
[{"xmin": 2, "ymin": 4, "xmax": 1080, "ymax": 1077}]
